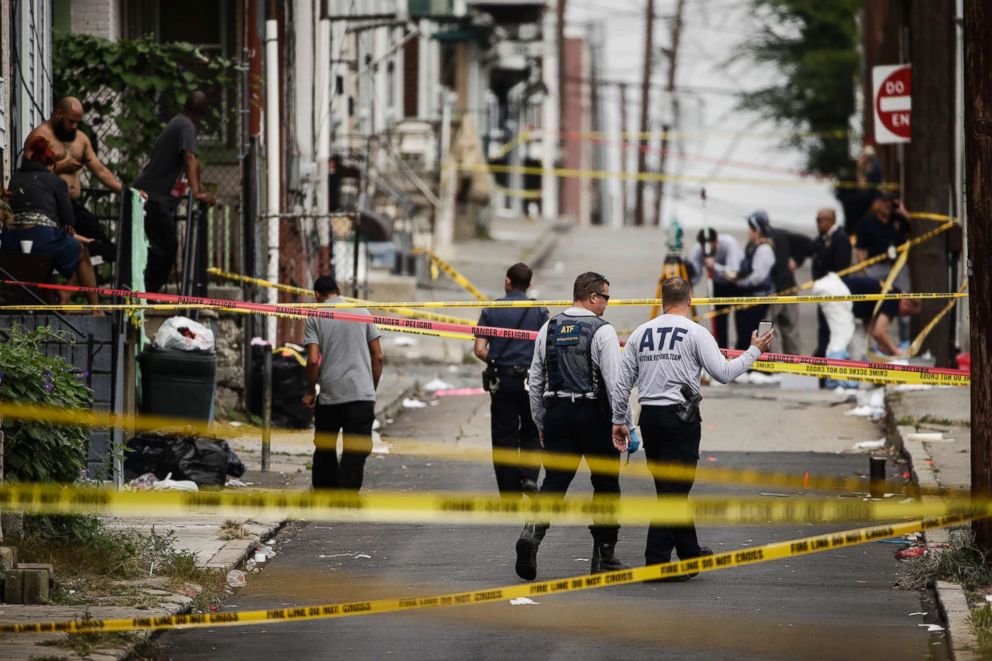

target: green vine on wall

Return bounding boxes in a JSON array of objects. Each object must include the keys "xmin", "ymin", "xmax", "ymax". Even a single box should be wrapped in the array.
[
  {"xmin": 0, "ymin": 325, "xmax": 94, "ymax": 483},
  {"xmin": 53, "ymin": 33, "xmax": 237, "ymax": 182}
]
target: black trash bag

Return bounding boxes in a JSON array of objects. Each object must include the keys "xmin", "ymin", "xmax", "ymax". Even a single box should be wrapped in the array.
[
  {"xmin": 173, "ymin": 438, "xmax": 228, "ymax": 487},
  {"xmin": 225, "ymin": 442, "xmax": 246, "ymax": 478},
  {"xmin": 248, "ymin": 345, "xmax": 313, "ymax": 429},
  {"xmin": 124, "ymin": 433, "xmax": 246, "ymax": 486},
  {"xmin": 123, "ymin": 431, "xmax": 178, "ymax": 482}
]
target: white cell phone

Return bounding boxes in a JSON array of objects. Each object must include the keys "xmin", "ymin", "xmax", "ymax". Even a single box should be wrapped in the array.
[{"xmin": 757, "ymin": 320, "xmax": 773, "ymax": 337}]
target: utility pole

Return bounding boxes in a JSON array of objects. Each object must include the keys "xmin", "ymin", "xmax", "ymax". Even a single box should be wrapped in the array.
[
  {"xmin": 618, "ymin": 82, "xmax": 629, "ymax": 225},
  {"xmin": 587, "ymin": 22, "xmax": 604, "ymax": 225},
  {"xmin": 633, "ymin": 0, "xmax": 655, "ymax": 226},
  {"xmin": 653, "ymin": 0, "xmax": 685, "ymax": 227},
  {"xmin": 905, "ymin": 0, "xmax": 954, "ymax": 367},
  {"xmin": 556, "ymin": 0, "xmax": 567, "ymax": 217},
  {"xmin": 966, "ymin": 0, "xmax": 992, "ymax": 553}
]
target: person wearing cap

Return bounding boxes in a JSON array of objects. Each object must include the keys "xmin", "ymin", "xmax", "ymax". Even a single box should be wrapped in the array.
[
  {"xmin": 474, "ymin": 263, "xmax": 549, "ymax": 496},
  {"xmin": 727, "ymin": 211, "xmax": 777, "ymax": 351},
  {"xmin": 856, "ymin": 192, "xmax": 909, "ymax": 285},
  {"xmin": 687, "ymin": 228, "xmax": 743, "ymax": 348},
  {"xmin": 514, "ymin": 272, "xmax": 633, "ymax": 581},
  {"xmin": 302, "ymin": 275, "xmax": 384, "ymax": 491}
]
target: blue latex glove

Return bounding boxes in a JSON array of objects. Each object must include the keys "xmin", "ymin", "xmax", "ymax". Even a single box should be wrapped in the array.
[{"xmin": 627, "ymin": 428, "xmax": 641, "ymax": 454}]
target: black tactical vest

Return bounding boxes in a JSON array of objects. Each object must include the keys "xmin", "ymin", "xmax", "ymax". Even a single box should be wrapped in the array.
[{"xmin": 546, "ymin": 312, "xmax": 609, "ymax": 395}]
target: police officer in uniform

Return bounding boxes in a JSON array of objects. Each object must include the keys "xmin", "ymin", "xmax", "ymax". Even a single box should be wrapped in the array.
[
  {"xmin": 515, "ymin": 272, "xmax": 632, "ymax": 580},
  {"xmin": 474, "ymin": 263, "xmax": 549, "ymax": 495},
  {"xmin": 612, "ymin": 277, "xmax": 774, "ymax": 579}
]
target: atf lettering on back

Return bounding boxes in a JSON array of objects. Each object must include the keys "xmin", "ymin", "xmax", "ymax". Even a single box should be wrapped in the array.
[
  {"xmin": 638, "ymin": 326, "xmax": 688, "ymax": 352},
  {"xmin": 556, "ymin": 323, "xmax": 581, "ymax": 347}
]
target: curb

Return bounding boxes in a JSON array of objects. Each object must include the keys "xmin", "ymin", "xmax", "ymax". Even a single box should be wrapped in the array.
[
  {"xmin": 376, "ymin": 374, "xmax": 421, "ymax": 422},
  {"xmin": 524, "ymin": 221, "xmax": 569, "ymax": 271},
  {"xmin": 888, "ymin": 391, "xmax": 976, "ymax": 659}
]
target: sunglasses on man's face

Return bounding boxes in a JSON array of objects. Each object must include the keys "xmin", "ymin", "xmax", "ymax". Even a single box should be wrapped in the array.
[{"xmin": 595, "ymin": 291, "xmax": 611, "ymax": 302}]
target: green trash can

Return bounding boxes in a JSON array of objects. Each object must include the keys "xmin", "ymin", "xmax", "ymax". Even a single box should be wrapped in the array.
[{"xmin": 139, "ymin": 347, "xmax": 217, "ymax": 422}]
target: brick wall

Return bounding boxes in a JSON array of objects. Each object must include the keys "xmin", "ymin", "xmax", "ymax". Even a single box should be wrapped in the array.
[{"xmin": 70, "ymin": 0, "xmax": 120, "ymax": 41}]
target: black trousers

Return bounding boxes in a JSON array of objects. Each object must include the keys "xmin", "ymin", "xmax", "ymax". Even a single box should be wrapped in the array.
[
  {"xmin": 144, "ymin": 197, "xmax": 179, "ymax": 293},
  {"xmin": 71, "ymin": 200, "xmax": 116, "ymax": 262},
  {"xmin": 814, "ymin": 306, "xmax": 830, "ymax": 358},
  {"xmin": 640, "ymin": 405, "xmax": 702, "ymax": 564},
  {"xmin": 734, "ymin": 303, "xmax": 769, "ymax": 351},
  {"xmin": 490, "ymin": 372, "xmax": 541, "ymax": 494},
  {"xmin": 540, "ymin": 399, "xmax": 620, "ymax": 544},
  {"xmin": 712, "ymin": 281, "xmax": 735, "ymax": 349},
  {"xmin": 313, "ymin": 401, "xmax": 375, "ymax": 490}
]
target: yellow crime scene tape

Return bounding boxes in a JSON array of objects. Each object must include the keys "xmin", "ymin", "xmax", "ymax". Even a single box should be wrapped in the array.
[
  {"xmin": 1, "ymin": 481, "xmax": 990, "ymax": 525},
  {"xmin": 207, "ymin": 267, "xmax": 478, "ymax": 327},
  {"xmin": 697, "ymin": 215, "xmax": 959, "ymax": 321},
  {"xmin": 410, "ymin": 248, "xmax": 490, "ymax": 302},
  {"xmin": 0, "ymin": 515, "xmax": 968, "ymax": 634},
  {"xmin": 748, "ymin": 357, "xmax": 968, "ymax": 386},
  {"xmin": 2, "ymin": 291, "xmax": 965, "ymax": 313},
  {"xmin": 454, "ymin": 162, "xmax": 898, "ymax": 190},
  {"xmin": 0, "ymin": 400, "xmax": 964, "ymax": 498}
]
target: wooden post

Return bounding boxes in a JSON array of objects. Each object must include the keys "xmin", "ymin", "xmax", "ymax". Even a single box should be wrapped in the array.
[
  {"xmin": 965, "ymin": 0, "xmax": 992, "ymax": 553},
  {"xmin": 905, "ymin": 0, "xmax": 955, "ymax": 367},
  {"xmin": 633, "ymin": 0, "xmax": 654, "ymax": 226},
  {"xmin": 618, "ymin": 82, "xmax": 629, "ymax": 225},
  {"xmin": 653, "ymin": 0, "xmax": 685, "ymax": 227}
]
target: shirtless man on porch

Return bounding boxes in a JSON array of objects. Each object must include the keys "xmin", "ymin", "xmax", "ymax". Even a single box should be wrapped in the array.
[{"xmin": 24, "ymin": 97, "xmax": 131, "ymax": 264}]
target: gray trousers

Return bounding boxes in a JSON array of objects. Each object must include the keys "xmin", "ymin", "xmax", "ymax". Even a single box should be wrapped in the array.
[{"xmin": 769, "ymin": 302, "xmax": 802, "ymax": 355}]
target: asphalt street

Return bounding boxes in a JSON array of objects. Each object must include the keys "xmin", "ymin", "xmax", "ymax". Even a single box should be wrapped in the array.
[
  {"xmin": 156, "ymin": 385, "xmax": 947, "ymax": 661},
  {"xmin": 157, "ymin": 224, "xmax": 944, "ymax": 660}
]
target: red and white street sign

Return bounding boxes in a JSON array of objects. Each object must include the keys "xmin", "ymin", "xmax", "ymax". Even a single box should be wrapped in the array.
[{"xmin": 872, "ymin": 64, "xmax": 911, "ymax": 144}]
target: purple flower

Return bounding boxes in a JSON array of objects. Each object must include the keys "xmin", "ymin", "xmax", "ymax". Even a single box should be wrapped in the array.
[
  {"xmin": 44, "ymin": 369, "xmax": 54, "ymax": 393},
  {"xmin": 0, "ymin": 369, "xmax": 4, "ymax": 386}
]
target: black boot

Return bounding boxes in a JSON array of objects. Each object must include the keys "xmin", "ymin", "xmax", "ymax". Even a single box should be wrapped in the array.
[
  {"xmin": 591, "ymin": 541, "xmax": 630, "ymax": 574},
  {"xmin": 515, "ymin": 524, "xmax": 547, "ymax": 580}
]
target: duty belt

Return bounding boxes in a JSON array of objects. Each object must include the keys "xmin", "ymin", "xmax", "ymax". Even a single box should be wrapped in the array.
[{"xmin": 544, "ymin": 391, "xmax": 597, "ymax": 402}]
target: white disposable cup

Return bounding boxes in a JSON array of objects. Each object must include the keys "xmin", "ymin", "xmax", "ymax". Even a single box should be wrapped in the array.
[{"xmin": 20, "ymin": 240, "xmax": 33, "ymax": 254}]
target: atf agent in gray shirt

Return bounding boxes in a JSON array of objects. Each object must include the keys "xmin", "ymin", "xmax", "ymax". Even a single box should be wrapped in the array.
[{"xmin": 612, "ymin": 314, "xmax": 760, "ymax": 422}]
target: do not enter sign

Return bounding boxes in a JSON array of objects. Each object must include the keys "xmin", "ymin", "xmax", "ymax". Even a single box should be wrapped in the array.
[{"xmin": 872, "ymin": 64, "xmax": 911, "ymax": 144}]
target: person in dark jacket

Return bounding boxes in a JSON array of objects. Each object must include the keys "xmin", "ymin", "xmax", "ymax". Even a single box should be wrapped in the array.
[
  {"xmin": 474, "ymin": 263, "xmax": 549, "ymax": 496},
  {"xmin": 763, "ymin": 217, "xmax": 816, "ymax": 355},
  {"xmin": 1, "ymin": 136, "xmax": 100, "ymax": 305},
  {"xmin": 812, "ymin": 208, "xmax": 852, "ymax": 359}
]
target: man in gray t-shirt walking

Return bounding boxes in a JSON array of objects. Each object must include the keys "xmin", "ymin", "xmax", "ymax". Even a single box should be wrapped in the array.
[{"xmin": 302, "ymin": 275, "xmax": 384, "ymax": 490}]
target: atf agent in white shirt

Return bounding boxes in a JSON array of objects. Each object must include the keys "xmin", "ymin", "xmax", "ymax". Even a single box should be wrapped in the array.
[
  {"xmin": 612, "ymin": 277, "xmax": 774, "ymax": 580},
  {"xmin": 515, "ymin": 272, "xmax": 633, "ymax": 582}
]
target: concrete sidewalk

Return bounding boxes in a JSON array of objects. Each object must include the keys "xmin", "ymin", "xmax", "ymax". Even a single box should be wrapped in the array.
[
  {"xmin": 0, "ymin": 370, "xmax": 421, "ymax": 661},
  {"xmin": 888, "ymin": 385, "xmax": 975, "ymax": 659},
  {"xmin": 0, "ymin": 216, "xmax": 555, "ymax": 660}
]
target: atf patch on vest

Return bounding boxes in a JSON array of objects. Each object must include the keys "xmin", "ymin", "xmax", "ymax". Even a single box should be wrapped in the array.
[{"xmin": 555, "ymin": 322, "xmax": 581, "ymax": 347}]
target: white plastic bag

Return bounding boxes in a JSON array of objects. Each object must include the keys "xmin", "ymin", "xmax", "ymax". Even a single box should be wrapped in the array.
[
  {"xmin": 154, "ymin": 316, "xmax": 215, "ymax": 353},
  {"xmin": 152, "ymin": 472, "xmax": 200, "ymax": 492}
]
